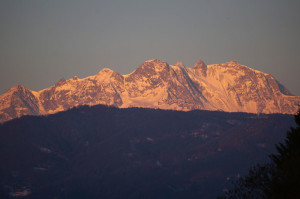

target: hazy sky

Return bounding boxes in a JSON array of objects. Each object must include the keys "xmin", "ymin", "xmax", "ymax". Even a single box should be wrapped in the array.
[{"xmin": 1, "ymin": 0, "xmax": 299, "ymax": 95}]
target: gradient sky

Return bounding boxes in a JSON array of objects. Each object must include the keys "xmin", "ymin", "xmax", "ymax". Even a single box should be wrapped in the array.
[{"xmin": 1, "ymin": 0, "xmax": 299, "ymax": 95}]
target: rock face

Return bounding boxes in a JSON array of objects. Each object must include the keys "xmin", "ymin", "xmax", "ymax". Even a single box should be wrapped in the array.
[
  {"xmin": 193, "ymin": 59, "xmax": 207, "ymax": 77},
  {"xmin": 0, "ymin": 59, "xmax": 299, "ymax": 123},
  {"xmin": 0, "ymin": 85, "xmax": 39, "ymax": 123}
]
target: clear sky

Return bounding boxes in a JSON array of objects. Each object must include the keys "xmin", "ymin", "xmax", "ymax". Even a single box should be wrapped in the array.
[{"xmin": 1, "ymin": 0, "xmax": 299, "ymax": 95}]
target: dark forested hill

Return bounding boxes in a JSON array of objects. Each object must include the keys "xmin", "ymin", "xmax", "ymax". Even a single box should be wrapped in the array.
[{"xmin": 0, "ymin": 105, "xmax": 295, "ymax": 199}]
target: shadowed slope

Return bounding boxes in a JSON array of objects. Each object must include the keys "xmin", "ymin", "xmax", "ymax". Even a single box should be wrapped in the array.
[{"xmin": 0, "ymin": 105, "xmax": 294, "ymax": 198}]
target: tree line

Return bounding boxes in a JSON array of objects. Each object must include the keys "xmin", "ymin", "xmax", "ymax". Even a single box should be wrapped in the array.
[{"xmin": 219, "ymin": 108, "xmax": 300, "ymax": 198}]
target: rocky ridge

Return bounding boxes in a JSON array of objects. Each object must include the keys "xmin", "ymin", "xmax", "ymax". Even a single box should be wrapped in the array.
[{"xmin": 0, "ymin": 59, "xmax": 299, "ymax": 123}]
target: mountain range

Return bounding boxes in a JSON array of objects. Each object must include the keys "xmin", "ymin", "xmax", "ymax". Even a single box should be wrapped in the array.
[{"xmin": 1, "ymin": 59, "xmax": 299, "ymax": 123}]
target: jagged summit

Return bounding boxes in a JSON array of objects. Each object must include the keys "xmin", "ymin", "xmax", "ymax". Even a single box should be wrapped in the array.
[
  {"xmin": 0, "ymin": 59, "xmax": 299, "ymax": 123},
  {"xmin": 3, "ymin": 84, "xmax": 34, "ymax": 98},
  {"xmin": 193, "ymin": 59, "xmax": 207, "ymax": 77},
  {"xmin": 145, "ymin": 59, "xmax": 160, "ymax": 62},
  {"xmin": 55, "ymin": 78, "xmax": 66, "ymax": 87},
  {"xmin": 96, "ymin": 68, "xmax": 117, "ymax": 78},
  {"xmin": 223, "ymin": 60, "xmax": 247, "ymax": 68},
  {"xmin": 227, "ymin": 60, "xmax": 238, "ymax": 65},
  {"xmin": 0, "ymin": 84, "xmax": 39, "ymax": 122},
  {"xmin": 137, "ymin": 59, "xmax": 169, "ymax": 72},
  {"xmin": 174, "ymin": 62, "xmax": 186, "ymax": 68},
  {"xmin": 193, "ymin": 59, "xmax": 207, "ymax": 69},
  {"xmin": 97, "ymin": 68, "xmax": 115, "ymax": 74},
  {"xmin": 127, "ymin": 59, "xmax": 170, "ymax": 83},
  {"xmin": 7, "ymin": 84, "xmax": 26, "ymax": 92}
]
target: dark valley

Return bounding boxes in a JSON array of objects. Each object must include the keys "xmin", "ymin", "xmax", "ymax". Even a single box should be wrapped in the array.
[{"xmin": 0, "ymin": 105, "xmax": 295, "ymax": 198}]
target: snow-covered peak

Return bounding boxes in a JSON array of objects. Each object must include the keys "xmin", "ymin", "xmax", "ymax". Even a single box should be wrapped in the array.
[
  {"xmin": 97, "ymin": 68, "xmax": 115, "ymax": 75},
  {"xmin": 143, "ymin": 59, "xmax": 168, "ymax": 66},
  {"xmin": 11, "ymin": 84, "xmax": 26, "ymax": 91},
  {"xmin": 55, "ymin": 78, "xmax": 66, "ymax": 87},
  {"xmin": 0, "ymin": 85, "xmax": 26, "ymax": 99},
  {"xmin": 1, "ymin": 84, "xmax": 33, "ymax": 98},
  {"xmin": 0, "ymin": 58, "xmax": 299, "ymax": 123},
  {"xmin": 72, "ymin": 76, "xmax": 79, "ymax": 81},
  {"xmin": 94, "ymin": 68, "xmax": 124, "ymax": 84},
  {"xmin": 212, "ymin": 61, "xmax": 267, "ymax": 76},
  {"xmin": 133, "ymin": 59, "xmax": 170, "ymax": 76},
  {"xmin": 174, "ymin": 62, "xmax": 186, "ymax": 68},
  {"xmin": 144, "ymin": 59, "xmax": 161, "ymax": 63},
  {"xmin": 226, "ymin": 60, "xmax": 238, "ymax": 65},
  {"xmin": 96, "ymin": 68, "xmax": 116, "ymax": 79}
]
